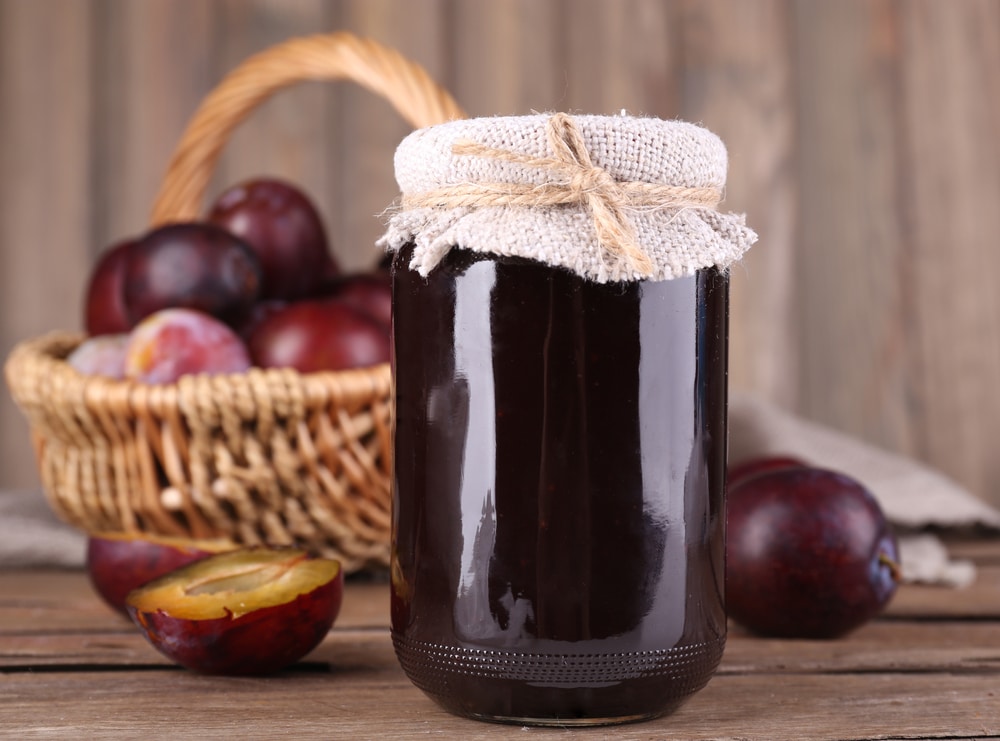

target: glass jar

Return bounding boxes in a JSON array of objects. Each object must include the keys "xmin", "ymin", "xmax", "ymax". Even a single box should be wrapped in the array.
[
  {"xmin": 382, "ymin": 112, "xmax": 754, "ymax": 726},
  {"xmin": 390, "ymin": 244, "xmax": 730, "ymax": 726}
]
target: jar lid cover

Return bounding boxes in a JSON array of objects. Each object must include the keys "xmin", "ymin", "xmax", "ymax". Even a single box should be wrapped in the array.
[{"xmin": 380, "ymin": 113, "xmax": 756, "ymax": 282}]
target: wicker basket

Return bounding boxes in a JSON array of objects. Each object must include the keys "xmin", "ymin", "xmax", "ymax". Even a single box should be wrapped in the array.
[{"xmin": 3, "ymin": 33, "xmax": 465, "ymax": 573}]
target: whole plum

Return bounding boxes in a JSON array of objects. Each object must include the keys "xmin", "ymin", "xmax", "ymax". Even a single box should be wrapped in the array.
[
  {"xmin": 125, "ymin": 308, "xmax": 252, "ymax": 384},
  {"xmin": 247, "ymin": 298, "xmax": 390, "ymax": 373},
  {"xmin": 727, "ymin": 455, "xmax": 806, "ymax": 490},
  {"xmin": 320, "ymin": 273, "xmax": 391, "ymax": 330},
  {"xmin": 726, "ymin": 467, "xmax": 901, "ymax": 639},
  {"xmin": 67, "ymin": 334, "xmax": 129, "ymax": 379},
  {"xmin": 208, "ymin": 178, "xmax": 338, "ymax": 301},
  {"xmin": 123, "ymin": 222, "xmax": 261, "ymax": 326},
  {"xmin": 84, "ymin": 238, "xmax": 135, "ymax": 335},
  {"xmin": 233, "ymin": 299, "xmax": 288, "ymax": 341}
]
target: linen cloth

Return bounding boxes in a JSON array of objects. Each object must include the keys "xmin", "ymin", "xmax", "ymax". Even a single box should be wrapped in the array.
[{"xmin": 380, "ymin": 114, "xmax": 757, "ymax": 283}]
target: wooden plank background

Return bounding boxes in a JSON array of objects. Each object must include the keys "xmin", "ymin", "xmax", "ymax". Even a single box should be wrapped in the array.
[{"xmin": 2, "ymin": 0, "xmax": 999, "ymax": 508}]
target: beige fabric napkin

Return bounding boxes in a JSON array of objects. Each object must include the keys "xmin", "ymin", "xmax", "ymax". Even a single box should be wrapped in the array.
[
  {"xmin": 730, "ymin": 392, "xmax": 1000, "ymax": 586},
  {"xmin": 729, "ymin": 393, "xmax": 1000, "ymax": 530},
  {"xmin": 0, "ymin": 489, "xmax": 86, "ymax": 568}
]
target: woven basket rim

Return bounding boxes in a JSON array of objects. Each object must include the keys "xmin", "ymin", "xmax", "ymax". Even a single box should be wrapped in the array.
[
  {"xmin": 4, "ymin": 329, "xmax": 395, "ymax": 572},
  {"xmin": 6, "ymin": 330, "xmax": 392, "ymax": 397}
]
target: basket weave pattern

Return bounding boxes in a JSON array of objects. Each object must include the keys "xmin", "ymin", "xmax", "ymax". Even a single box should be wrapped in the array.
[{"xmin": 4, "ymin": 33, "xmax": 465, "ymax": 572}]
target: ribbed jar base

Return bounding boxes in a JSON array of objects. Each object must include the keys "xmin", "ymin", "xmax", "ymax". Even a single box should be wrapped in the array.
[{"xmin": 393, "ymin": 633, "xmax": 726, "ymax": 726}]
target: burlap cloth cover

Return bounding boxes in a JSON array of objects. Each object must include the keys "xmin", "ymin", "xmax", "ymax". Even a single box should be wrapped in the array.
[{"xmin": 379, "ymin": 113, "xmax": 756, "ymax": 282}]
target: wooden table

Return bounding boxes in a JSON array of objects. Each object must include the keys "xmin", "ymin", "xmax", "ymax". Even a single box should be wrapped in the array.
[{"xmin": 2, "ymin": 539, "xmax": 998, "ymax": 740}]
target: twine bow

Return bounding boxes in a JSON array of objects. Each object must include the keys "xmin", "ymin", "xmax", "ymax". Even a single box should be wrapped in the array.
[{"xmin": 401, "ymin": 113, "xmax": 723, "ymax": 277}]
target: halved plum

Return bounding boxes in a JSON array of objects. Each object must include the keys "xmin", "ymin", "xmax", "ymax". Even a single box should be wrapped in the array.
[
  {"xmin": 126, "ymin": 548, "xmax": 343, "ymax": 675},
  {"xmin": 87, "ymin": 533, "xmax": 235, "ymax": 615}
]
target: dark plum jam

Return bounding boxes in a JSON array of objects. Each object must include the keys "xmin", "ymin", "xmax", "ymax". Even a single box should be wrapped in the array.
[{"xmin": 390, "ymin": 244, "xmax": 729, "ymax": 726}]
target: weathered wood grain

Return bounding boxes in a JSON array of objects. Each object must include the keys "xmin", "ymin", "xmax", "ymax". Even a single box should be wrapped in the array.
[
  {"xmin": 895, "ymin": 0, "xmax": 1000, "ymax": 501},
  {"xmin": 448, "ymin": 0, "xmax": 564, "ymax": 119},
  {"xmin": 0, "ymin": 0, "xmax": 95, "ymax": 492},
  {"xmin": 1, "ymin": 559, "xmax": 999, "ymax": 739},
  {"xmin": 332, "ymin": 0, "xmax": 451, "ymax": 271},
  {"xmin": 92, "ymin": 0, "xmax": 218, "ymax": 241},
  {"xmin": 4, "ymin": 617, "xmax": 1000, "ymax": 677},
  {"xmin": 947, "ymin": 538, "xmax": 1000, "ymax": 565},
  {"xmin": 0, "ymin": 627, "xmax": 391, "ymax": 669},
  {"xmin": 792, "ymin": 0, "xmax": 917, "ymax": 458},
  {"xmin": 887, "ymin": 562, "xmax": 1000, "ymax": 619},
  {"xmin": 0, "ymin": 665, "xmax": 996, "ymax": 739},
  {"xmin": 560, "ymin": 0, "xmax": 679, "ymax": 117},
  {"xmin": 677, "ymin": 0, "xmax": 800, "ymax": 411},
  {"xmin": 3, "ymin": 566, "xmax": 1000, "ymax": 675},
  {"xmin": 5, "ymin": 561, "xmax": 996, "ymax": 637},
  {"xmin": 3, "ymin": 0, "xmax": 1000, "ymax": 513}
]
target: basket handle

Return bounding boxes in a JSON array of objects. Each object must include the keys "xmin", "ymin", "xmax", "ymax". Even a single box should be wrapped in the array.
[{"xmin": 149, "ymin": 32, "xmax": 466, "ymax": 225}]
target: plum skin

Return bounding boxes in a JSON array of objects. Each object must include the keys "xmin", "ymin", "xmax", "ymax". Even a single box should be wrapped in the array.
[
  {"xmin": 87, "ymin": 535, "xmax": 230, "ymax": 615},
  {"xmin": 67, "ymin": 334, "xmax": 129, "ymax": 379},
  {"xmin": 127, "ymin": 571, "xmax": 343, "ymax": 675},
  {"xmin": 124, "ymin": 308, "xmax": 252, "ymax": 384},
  {"xmin": 122, "ymin": 222, "xmax": 261, "ymax": 326},
  {"xmin": 84, "ymin": 239, "xmax": 135, "ymax": 336},
  {"xmin": 316, "ymin": 272, "xmax": 392, "ymax": 330},
  {"xmin": 247, "ymin": 298, "xmax": 390, "ymax": 373},
  {"xmin": 726, "ymin": 467, "xmax": 900, "ymax": 639},
  {"xmin": 208, "ymin": 178, "xmax": 338, "ymax": 301},
  {"xmin": 727, "ymin": 455, "xmax": 806, "ymax": 490}
]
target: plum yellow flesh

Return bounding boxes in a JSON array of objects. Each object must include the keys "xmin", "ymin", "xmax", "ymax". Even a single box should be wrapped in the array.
[{"xmin": 87, "ymin": 533, "xmax": 235, "ymax": 614}]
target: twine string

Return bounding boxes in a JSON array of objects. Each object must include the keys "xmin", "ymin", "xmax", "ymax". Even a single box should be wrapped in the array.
[{"xmin": 400, "ymin": 113, "xmax": 723, "ymax": 277}]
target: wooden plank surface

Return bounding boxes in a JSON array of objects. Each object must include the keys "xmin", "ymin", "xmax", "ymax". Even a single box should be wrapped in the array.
[
  {"xmin": 889, "ymin": 561, "xmax": 1000, "ymax": 618},
  {"xmin": 4, "ymin": 562, "xmax": 1000, "ymax": 636},
  {"xmin": 1, "ymin": 544, "xmax": 1000, "ymax": 739},
  {"xmin": 0, "ymin": 668, "xmax": 996, "ymax": 741},
  {"xmin": 4, "ymin": 619, "xmax": 1000, "ymax": 676},
  {"xmin": 3, "ymin": 2, "xmax": 1000, "ymax": 509}
]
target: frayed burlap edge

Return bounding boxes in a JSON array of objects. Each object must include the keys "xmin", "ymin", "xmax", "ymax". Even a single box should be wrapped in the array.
[{"xmin": 380, "ymin": 203, "xmax": 756, "ymax": 283}]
